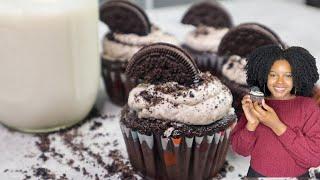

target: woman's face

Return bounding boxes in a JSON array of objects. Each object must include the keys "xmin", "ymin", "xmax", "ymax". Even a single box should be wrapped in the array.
[{"xmin": 267, "ymin": 59, "xmax": 294, "ymax": 100}]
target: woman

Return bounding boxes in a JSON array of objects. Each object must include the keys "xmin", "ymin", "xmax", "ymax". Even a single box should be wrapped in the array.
[{"xmin": 231, "ymin": 45, "xmax": 320, "ymax": 177}]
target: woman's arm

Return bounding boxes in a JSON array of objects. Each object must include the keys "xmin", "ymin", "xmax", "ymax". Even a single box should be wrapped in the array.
[
  {"xmin": 230, "ymin": 114, "xmax": 258, "ymax": 157},
  {"xmin": 277, "ymin": 105, "xmax": 320, "ymax": 168}
]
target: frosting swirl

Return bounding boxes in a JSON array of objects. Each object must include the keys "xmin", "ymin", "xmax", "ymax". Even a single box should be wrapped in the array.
[
  {"xmin": 128, "ymin": 72, "xmax": 234, "ymax": 125},
  {"xmin": 184, "ymin": 26, "xmax": 229, "ymax": 52},
  {"xmin": 102, "ymin": 26, "xmax": 179, "ymax": 62},
  {"xmin": 222, "ymin": 55, "xmax": 248, "ymax": 85}
]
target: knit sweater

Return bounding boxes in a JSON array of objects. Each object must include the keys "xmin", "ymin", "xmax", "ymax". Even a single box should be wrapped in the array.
[{"xmin": 231, "ymin": 96, "xmax": 320, "ymax": 177}]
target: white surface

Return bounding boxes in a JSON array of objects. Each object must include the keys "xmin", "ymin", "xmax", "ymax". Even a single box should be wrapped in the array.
[{"xmin": 1, "ymin": 0, "xmax": 320, "ymax": 179}]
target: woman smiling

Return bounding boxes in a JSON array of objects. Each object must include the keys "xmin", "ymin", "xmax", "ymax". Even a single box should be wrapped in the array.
[{"xmin": 230, "ymin": 45, "xmax": 320, "ymax": 178}]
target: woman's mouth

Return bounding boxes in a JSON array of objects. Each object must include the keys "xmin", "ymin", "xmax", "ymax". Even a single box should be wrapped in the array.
[{"xmin": 274, "ymin": 87, "xmax": 286, "ymax": 93}]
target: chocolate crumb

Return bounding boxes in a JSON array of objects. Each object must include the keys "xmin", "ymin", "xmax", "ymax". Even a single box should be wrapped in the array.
[
  {"xmin": 23, "ymin": 175, "xmax": 31, "ymax": 180},
  {"xmin": 67, "ymin": 159, "xmax": 74, "ymax": 166},
  {"xmin": 74, "ymin": 166, "xmax": 80, "ymax": 172},
  {"xmin": 113, "ymin": 140, "xmax": 119, "ymax": 147},
  {"xmin": 58, "ymin": 173, "xmax": 68, "ymax": 180},
  {"xmin": 36, "ymin": 135, "xmax": 50, "ymax": 152},
  {"xmin": 39, "ymin": 153, "xmax": 48, "ymax": 162},
  {"xmin": 82, "ymin": 167, "xmax": 89, "ymax": 176},
  {"xmin": 95, "ymin": 174, "xmax": 100, "ymax": 180},
  {"xmin": 33, "ymin": 168, "xmax": 55, "ymax": 179},
  {"xmin": 90, "ymin": 121, "xmax": 102, "ymax": 131},
  {"xmin": 228, "ymin": 165, "xmax": 235, "ymax": 172}
]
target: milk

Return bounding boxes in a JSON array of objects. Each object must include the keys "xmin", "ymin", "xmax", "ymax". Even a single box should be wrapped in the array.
[{"xmin": 0, "ymin": 0, "xmax": 100, "ymax": 132}]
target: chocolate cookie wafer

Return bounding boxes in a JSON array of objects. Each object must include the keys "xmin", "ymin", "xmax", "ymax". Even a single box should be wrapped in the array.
[
  {"xmin": 218, "ymin": 23, "xmax": 285, "ymax": 57},
  {"xmin": 126, "ymin": 43, "xmax": 200, "ymax": 85},
  {"xmin": 100, "ymin": 0, "xmax": 151, "ymax": 36},
  {"xmin": 181, "ymin": 1, "xmax": 233, "ymax": 28}
]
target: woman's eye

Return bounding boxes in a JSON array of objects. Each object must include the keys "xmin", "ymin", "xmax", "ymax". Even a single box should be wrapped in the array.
[
  {"xmin": 286, "ymin": 74, "xmax": 292, "ymax": 78},
  {"xmin": 269, "ymin": 74, "xmax": 276, "ymax": 77}
]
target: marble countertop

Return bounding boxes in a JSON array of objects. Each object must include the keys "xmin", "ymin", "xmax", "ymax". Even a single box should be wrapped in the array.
[{"xmin": 1, "ymin": 0, "xmax": 320, "ymax": 179}]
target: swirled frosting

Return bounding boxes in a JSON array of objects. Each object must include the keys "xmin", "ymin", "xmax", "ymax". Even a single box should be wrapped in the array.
[
  {"xmin": 128, "ymin": 72, "xmax": 234, "ymax": 125},
  {"xmin": 102, "ymin": 26, "xmax": 179, "ymax": 62},
  {"xmin": 184, "ymin": 26, "xmax": 229, "ymax": 52},
  {"xmin": 222, "ymin": 55, "xmax": 248, "ymax": 85}
]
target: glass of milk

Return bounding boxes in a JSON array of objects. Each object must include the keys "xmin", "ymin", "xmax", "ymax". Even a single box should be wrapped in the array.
[{"xmin": 0, "ymin": 0, "xmax": 100, "ymax": 133}]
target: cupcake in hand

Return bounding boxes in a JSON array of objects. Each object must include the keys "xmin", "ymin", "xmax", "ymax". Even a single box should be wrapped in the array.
[
  {"xmin": 120, "ymin": 43, "xmax": 237, "ymax": 179},
  {"xmin": 249, "ymin": 86, "xmax": 264, "ymax": 105},
  {"xmin": 99, "ymin": 0, "xmax": 179, "ymax": 106},
  {"xmin": 181, "ymin": 1, "xmax": 233, "ymax": 76}
]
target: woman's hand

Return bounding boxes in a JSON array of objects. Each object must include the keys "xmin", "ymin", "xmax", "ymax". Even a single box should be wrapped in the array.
[
  {"xmin": 251, "ymin": 99, "xmax": 287, "ymax": 136},
  {"xmin": 241, "ymin": 95, "xmax": 259, "ymax": 131}
]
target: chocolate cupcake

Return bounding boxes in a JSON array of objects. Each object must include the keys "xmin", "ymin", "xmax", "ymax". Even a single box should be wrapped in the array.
[
  {"xmin": 181, "ymin": 1, "xmax": 233, "ymax": 76},
  {"xmin": 217, "ymin": 22, "xmax": 286, "ymax": 115},
  {"xmin": 249, "ymin": 86, "xmax": 264, "ymax": 105},
  {"xmin": 100, "ymin": 0, "xmax": 179, "ymax": 106},
  {"xmin": 120, "ymin": 43, "xmax": 237, "ymax": 179}
]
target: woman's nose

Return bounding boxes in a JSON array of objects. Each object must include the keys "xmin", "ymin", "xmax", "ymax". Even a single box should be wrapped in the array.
[{"xmin": 276, "ymin": 75, "xmax": 285, "ymax": 84}]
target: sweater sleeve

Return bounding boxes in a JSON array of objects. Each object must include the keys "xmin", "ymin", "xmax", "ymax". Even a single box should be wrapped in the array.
[
  {"xmin": 278, "ymin": 101, "xmax": 320, "ymax": 168},
  {"xmin": 230, "ymin": 114, "xmax": 257, "ymax": 157}
]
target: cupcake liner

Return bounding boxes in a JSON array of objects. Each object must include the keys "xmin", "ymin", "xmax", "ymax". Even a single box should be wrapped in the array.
[
  {"xmin": 120, "ymin": 121, "xmax": 234, "ymax": 180},
  {"xmin": 250, "ymin": 95, "xmax": 264, "ymax": 104},
  {"xmin": 101, "ymin": 59, "xmax": 139, "ymax": 106}
]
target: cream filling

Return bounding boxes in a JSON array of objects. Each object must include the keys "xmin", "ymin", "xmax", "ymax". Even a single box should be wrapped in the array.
[
  {"xmin": 222, "ymin": 55, "xmax": 248, "ymax": 85},
  {"xmin": 184, "ymin": 26, "xmax": 229, "ymax": 52},
  {"xmin": 250, "ymin": 90, "xmax": 264, "ymax": 97},
  {"xmin": 128, "ymin": 73, "xmax": 234, "ymax": 125},
  {"xmin": 102, "ymin": 27, "xmax": 179, "ymax": 62}
]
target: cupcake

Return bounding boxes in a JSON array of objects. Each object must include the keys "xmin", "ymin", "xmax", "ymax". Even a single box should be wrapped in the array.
[
  {"xmin": 99, "ymin": 0, "xmax": 179, "ymax": 106},
  {"xmin": 249, "ymin": 86, "xmax": 264, "ymax": 105},
  {"xmin": 181, "ymin": 1, "xmax": 233, "ymax": 76},
  {"xmin": 306, "ymin": 0, "xmax": 320, "ymax": 8},
  {"xmin": 217, "ymin": 22, "xmax": 286, "ymax": 115},
  {"xmin": 120, "ymin": 43, "xmax": 237, "ymax": 179}
]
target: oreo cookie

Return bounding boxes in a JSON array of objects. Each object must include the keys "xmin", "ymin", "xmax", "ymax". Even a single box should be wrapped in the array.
[
  {"xmin": 126, "ymin": 43, "xmax": 200, "ymax": 85},
  {"xmin": 218, "ymin": 22, "xmax": 286, "ymax": 57},
  {"xmin": 100, "ymin": 0, "xmax": 151, "ymax": 36},
  {"xmin": 306, "ymin": 0, "xmax": 320, "ymax": 8},
  {"xmin": 181, "ymin": 1, "xmax": 233, "ymax": 28}
]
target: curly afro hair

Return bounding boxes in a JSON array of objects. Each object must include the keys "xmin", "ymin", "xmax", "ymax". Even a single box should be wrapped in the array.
[{"xmin": 246, "ymin": 45, "xmax": 319, "ymax": 97}]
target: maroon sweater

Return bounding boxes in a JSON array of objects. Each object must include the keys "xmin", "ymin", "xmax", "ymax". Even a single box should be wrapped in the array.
[{"xmin": 231, "ymin": 96, "xmax": 320, "ymax": 177}]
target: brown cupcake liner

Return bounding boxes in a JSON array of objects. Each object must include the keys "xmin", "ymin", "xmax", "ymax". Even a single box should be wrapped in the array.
[
  {"xmin": 101, "ymin": 59, "xmax": 139, "ymax": 106},
  {"xmin": 120, "ymin": 121, "xmax": 234, "ymax": 180}
]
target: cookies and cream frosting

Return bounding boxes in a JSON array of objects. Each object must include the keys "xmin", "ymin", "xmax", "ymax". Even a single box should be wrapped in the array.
[
  {"xmin": 102, "ymin": 26, "xmax": 179, "ymax": 62},
  {"xmin": 250, "ymin": 90, "xmax": 264, "ymax": 97},
  {"xmin": 128, "ymin": 72, "xmax": 234, "ymax": 125},
  {"xmin": 184, "ymin": 26, "xmax": 229, "ymax": 52},
  {"xmin": 222, "ymin": 55, "xmax": 247, "ymax": 85}
]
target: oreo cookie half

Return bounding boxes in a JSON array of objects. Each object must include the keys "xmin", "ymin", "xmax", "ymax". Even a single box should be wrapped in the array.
[
  {"xmin": 126, "ymin": 43, "xmax": 200, "ymax": 86},
  {"xmin": 181, "ymin": 1, "xmax": 233, "ymax": 28},
  {"xmin": 217, "ymin": 22, "xmax": 285, "ymax": 57},
  {"xmin": 100, "ymin": 0, "xmax": 151, "ymax": 36}
]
